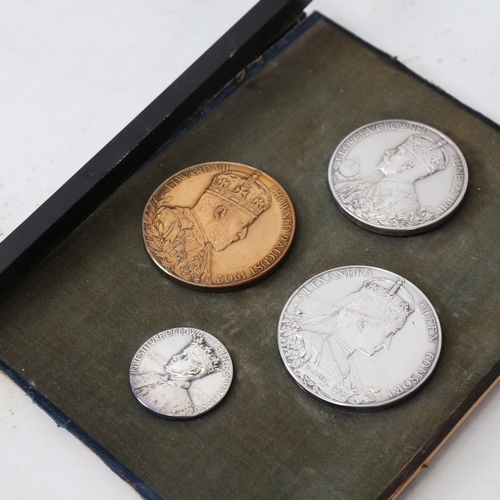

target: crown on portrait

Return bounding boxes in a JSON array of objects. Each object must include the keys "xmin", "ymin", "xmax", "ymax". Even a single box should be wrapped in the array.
[
  {"xmin": 207, "ymin": 170, "xmax": 272, "ymax": 217},
  {"xmin": 359, "ymin": 278, "xmax": 415, "ymax": 331},
  {"xmin": 402, "ymin": 135, "xmax": 449, "ymax": 174},
  {"xmin": 185, "ymin": 334, "xmax": 221, "ymax": 374}
]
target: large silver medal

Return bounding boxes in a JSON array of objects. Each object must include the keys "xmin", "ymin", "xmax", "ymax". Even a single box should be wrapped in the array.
[{"xmin": 278, "ymin": 266, "xmax": 441, "ymax": 410}]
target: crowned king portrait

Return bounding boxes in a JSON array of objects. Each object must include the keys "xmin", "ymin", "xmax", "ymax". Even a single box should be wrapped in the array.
[
  {"xmin": 335, "ymin": 134, "xmax": 450, "ymax": 226},
  {"xmin": 146, "ymin": 170, "xmax": 272, "ymax": 284}
]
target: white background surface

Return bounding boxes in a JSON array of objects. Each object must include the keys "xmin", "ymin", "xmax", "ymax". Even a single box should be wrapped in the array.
[{"xmin": 1, "ymin": 0, "xmax": 500, "ymax": 498}]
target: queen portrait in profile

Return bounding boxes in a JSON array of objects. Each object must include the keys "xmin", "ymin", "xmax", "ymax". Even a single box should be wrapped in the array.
[
  {"xmin": 293, "ymin": 278, "xmax": 414, "ymax": 405},
  {"xmin": 335, "ymin": 134, "xmax": 450, "ymax": 227},
  {"xmin": 132, "ymin": 334, "xmax": 221, "ymax": 417}
]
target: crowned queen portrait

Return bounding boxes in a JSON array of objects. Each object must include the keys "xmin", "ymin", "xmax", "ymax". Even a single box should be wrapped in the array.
[
  {"xmin": 335, "ymin": 134, "xmax": 450, "ymax": 227},
  {"xmin": 292, "ymin": 278, "xmax": 414, "ymax": 405},
  {"xmin": 146, "ymin": 170, "xmax": 272, "ymax": 284}
]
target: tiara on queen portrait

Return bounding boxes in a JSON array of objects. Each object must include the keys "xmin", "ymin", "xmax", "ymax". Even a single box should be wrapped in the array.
[
  {"xmin": 360, "ymin": 278, "xmax": 415, "ymax": 329},
  {"xmin": 402, "ymin": 135, "xmax": 449, "ymax": 174},
  {"xmin": 207, "ymin": 171, "xmax": 272, "ymax": 217}
]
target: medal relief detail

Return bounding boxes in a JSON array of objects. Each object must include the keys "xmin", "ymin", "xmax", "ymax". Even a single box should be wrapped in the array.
[
  {"xmin": 130, "ymin": 328, "xmax": 233, "ymax": 419},
  {"xmin": 328, "ymin": 120, "xmax": 468, "ymax": 235},
  {"xmin": 143, "ymin": 162, "xmax": 295, "ymax": 290},
  {"xmin": 278, "ymin": 267, "xmax": 441, "ymax": 409}
]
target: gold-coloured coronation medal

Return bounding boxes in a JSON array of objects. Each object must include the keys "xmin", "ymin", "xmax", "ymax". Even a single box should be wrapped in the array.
[{"xmin": 142, "ymin": 162, "xmax": 295, "ymax": 290}]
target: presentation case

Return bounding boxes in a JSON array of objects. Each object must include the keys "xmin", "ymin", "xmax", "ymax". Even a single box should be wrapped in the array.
[{"xmin": 1, "ymin": 2, "xmax": 499, "ymax": 498}]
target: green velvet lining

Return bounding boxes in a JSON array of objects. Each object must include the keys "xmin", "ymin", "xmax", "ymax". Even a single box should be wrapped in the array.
[{"xmin": 1, "ymin": 16, "xmax": 500, "ymax": 499}]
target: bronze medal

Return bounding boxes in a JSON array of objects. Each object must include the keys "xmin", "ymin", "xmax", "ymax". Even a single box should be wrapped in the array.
[{"xmin": 142, "ymin": 162, "xmax": 295, "ymax": 290}]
